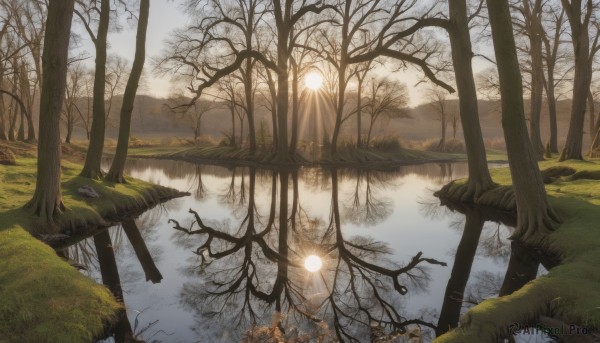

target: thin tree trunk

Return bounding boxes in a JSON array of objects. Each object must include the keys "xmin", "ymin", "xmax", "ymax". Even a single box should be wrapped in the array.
[
  {"xmin": 230, "ymin": 105, "xmax": 236, "ymax": 146},
  {"xmin": 106, "ymin": 0, "xmax": 149, "ymax": 183},
  {"xmin": 546, "ymin": 70, "xmax": 559, "ymax": 153},
  {"xmin": 17, "ymin": 112, "xmax": 25, "ymax": 141},
  {"xmin": 80, "ymin": 0, "xmax": 110, "ymax": 178},
  {"xmin": 244, "ymin": 61, "xmax": 256, "ymax": 152},
  {"xmin": 526, "ymin": 0, "xmax": 545, "ymax": 159},
  {"xmin": 487, "ymin": 0, "xmax": 560, "ymax": 244},
  {"xmin": 290, "ymin": 62, "xmax": 299, "ymax": 154},
  {"xmin": 446, "ymin": 0, "xmax": 495, "ymax": 200},
  {"xmin": 19, "ymin": 63, "xmax": 36, "ymax": 143},
  {"xmin": 588, "ymin": 89, "xmax": 595, "ymax": 141},
  {"xmin": 25, "ymin": 0, "xmax": 74, "ymax": 229},
  {"xmin": 561, "ymin": 1, "xmax": 591, "ymax": 160},
  {"xmin": 276, "ymin": 36, "xmax": 290, "ymax": 162},
  {"xmin": 331, "ymin": 64, "xmax": 347, "ymax": 156},
  {"xmin": 356, "ymin": 77, "xmax": 363, "ymax": 148},
  {"xmin": 0, "ymin": 95, "xmax": 6, "ymax": 140}
]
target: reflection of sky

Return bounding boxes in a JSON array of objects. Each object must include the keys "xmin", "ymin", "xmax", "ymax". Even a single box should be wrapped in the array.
[{"xmin": 87, "ymin": 159, "xmax": 548, "ymax": 342}]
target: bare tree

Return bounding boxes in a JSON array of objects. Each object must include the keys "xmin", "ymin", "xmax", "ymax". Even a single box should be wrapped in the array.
[
  {"xmin": 424, "ymin": 85, "xmax": 450, "ymax": 152},
  {"xmin": 364, "ymin": 77, "xmax": 409, "ymax": 147},
  {"xmin": 104, "ymin": 55, "xmax": 129, "ymax": 129},
  {"xmin": 25, "ymin": 0, "xmax": 75, "ymax": 229},
  {"xmin": 487, "ymin": 0, "xmax": 560, "ymax": 244},
  {"xmin": 106, "ymin": 0, "xmax": 150, "ymax": 183},
  {"xmin": 512, "ymin": 0, "xmax": 546, "ymax": 158},
  {"xmin": 559, "ymin": 0, "xmax": 600, "ymax": 160},
  {"xmin": 62, "ymin": 63, "xmax": 86, "ymax": 143},
  {"xmin": 541, "ymin": 4, "xmax": 570, "ymax": 153},
  {"xmin": 77, "ymin": 0, "xmax": 110, "ymax": 178}
]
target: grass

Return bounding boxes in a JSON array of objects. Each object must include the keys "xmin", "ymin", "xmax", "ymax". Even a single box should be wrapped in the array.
[
  {"xmin": 0, "ymin": 144, "xmax": 186, "ymax": 343},
  {"xmin": 434, "ymin": 157, "xmax": 600, "ymax": 342}
]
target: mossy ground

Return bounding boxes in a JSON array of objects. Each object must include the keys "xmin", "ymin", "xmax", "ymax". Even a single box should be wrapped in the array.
[
  {"xmin": 434, "ymin": 157, "xmax": 600, "ymax": 342},
  {"xmin": 0, "ymin": 143, "xmax": 185, "ymax": 343}
]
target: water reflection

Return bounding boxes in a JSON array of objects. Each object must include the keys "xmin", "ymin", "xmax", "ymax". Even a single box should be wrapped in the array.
[
  {"xmin": 171, "ymin": 168, "xmax": 447, "ymax": 341},
  {"xmin": 60, "ymin": 219, "xmax": 163, "ymax": 343},
  {"xmin": 76, "ymin": 159, "xmax": 529, "ymax": 342}
]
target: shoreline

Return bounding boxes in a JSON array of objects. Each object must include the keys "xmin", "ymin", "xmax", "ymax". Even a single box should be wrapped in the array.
[
  {"xmin": 433, "ymin": 158, "xmax": 600, "ymax": 342},
  {"xmin": 0, "ymin": 146, "xmax": 189, "ymax": 343}
]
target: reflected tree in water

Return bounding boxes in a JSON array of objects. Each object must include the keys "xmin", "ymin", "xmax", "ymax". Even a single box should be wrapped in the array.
[
  {"xmin": 170, "ymin": 168, "xmax": 447, "ymax": 342},
  {"xmin": 343, "ymin": 170, "xmax": 394, "ymax": 227}
]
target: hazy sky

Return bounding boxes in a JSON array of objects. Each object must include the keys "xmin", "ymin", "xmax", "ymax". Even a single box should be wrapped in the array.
[{"xmin": 73, "ymin": 1, "xmax": 492, "ymax": 108}]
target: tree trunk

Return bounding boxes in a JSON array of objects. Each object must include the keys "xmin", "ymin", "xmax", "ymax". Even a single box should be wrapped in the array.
[
  {"xmin": 80, "ymin": 0, "xmax": 110, "ymax": 179},
  {"xmin": 446, "ymin": 0, "xmax": 495, "ymax": 200},
  {"xmin": 266, "ymin": 70, "xmax": 278, "ymax": 151},
  {"xmin": 561, "ymin": 2, "xmax": 591, "ymax": 161},
  {"xmin": 65, "ymin": 115, "xmax": 73, "ymax": 144},
  {"xmin": 439, "ymin": 110, "xmax": 446, "ymax": 151},
  {"xmin": 17, "ymin": 112, "xmax": 25, "ymax": 141},
  {"xmin": 25, "ymin": 0, "xmax": 74, "ymax": 230},
  {"xmin": 19, "ymin": 63, "xmax": 36, "ymax": 143},
  {"xmin": 357, "ymin": 76, "xmax": 364, "ymax": 148},
  {"xmin": 486, "ymin": 0, "xmax": 560, "ymax": 244},
  {"xmin": 436, "ymin": 209, "xmax": 485, "ymax": 336},
  {"xmin": 526, "ymin": 1, "xmax": 545, "ymax": 159},
  {"xmin": 106, "ymin": 0, "xmax": 149, "ymax": 183},
  {"xmin": 230, "ymin": 105, "xmax": 236, "ymax": 146},
  {"xmin": 0, "ymin": 95, "xmax": 6, "ymax": 140},
  {"xmin": 588, "ymin": 89, "xmax": 595, "ymax": 142},
  {"xmin": 276, "ymin": 35, "xmax": 290, "ymax": 162},
  {"xmin": 290, "ymin": 62, "xmax": 299, "ymax": 154},
  {"xmin": 546, "ymin": 67, "xmax": 559, "ymax": 153},
  {"xmin": 331, "ymin": 64, "xmax": 347, "ymax": 156},
  {"xmin": 244, "ymin": 60, "xmax": 256, "ymax": 153}
]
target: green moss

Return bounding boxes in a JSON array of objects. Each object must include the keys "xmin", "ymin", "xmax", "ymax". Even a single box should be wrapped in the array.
[
  {"xmin": 435, "ymin": 159, "xmax": 600, "ymax": 342},
  {"xmin": 0, "ymin": 156, "xmax": 186, "ymax": 343}
]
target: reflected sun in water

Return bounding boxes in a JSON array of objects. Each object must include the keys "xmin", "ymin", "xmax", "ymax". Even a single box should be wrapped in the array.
[{"xmin": 304, "ymin": 254, "xmax": 323, "ymax": 272}]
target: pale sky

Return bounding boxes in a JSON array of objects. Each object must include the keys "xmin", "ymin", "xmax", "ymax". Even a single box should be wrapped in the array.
[{"xmin": 73, "ymin": 1, "xmax": 493, "ymax": 108}]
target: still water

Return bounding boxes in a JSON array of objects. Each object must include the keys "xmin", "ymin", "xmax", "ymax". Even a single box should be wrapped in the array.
[{"xmin": 62, "ymin": 159, "xmax": 551, "ymax": 342}]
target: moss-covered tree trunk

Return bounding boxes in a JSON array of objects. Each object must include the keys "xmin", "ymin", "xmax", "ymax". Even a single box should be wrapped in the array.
[
  {"xmin": 446, "ymin": 0, "xmax": 495, "ymax": 200},
  {"xmin": 25, "ymin": 0, "xmax": 74, "ymax": 229},
  {"xmin": 106, "ymin": 0, "xmax": 149, "ymax": 183},
  {"xmin": 80, "ymin": 0, "xmax": 109, "ymax": 179},
  {"xmin": 486, "ymin": 0, "xmax": 560, "ymax": 244}
]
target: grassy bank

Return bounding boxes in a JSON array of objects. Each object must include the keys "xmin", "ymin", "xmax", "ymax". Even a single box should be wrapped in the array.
[
  {"xmin": 0, "ymin": 144, "xmax": 187, "ymax": 343},
  {"xmin": 126, "ymin": 144, "xmax": 509, "ymax": 169},
  {"xmin": 435, "ymin": 158, "xmax": 600, "ymax": 342}
]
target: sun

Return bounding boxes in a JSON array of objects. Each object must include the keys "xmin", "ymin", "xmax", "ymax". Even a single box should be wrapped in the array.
[
  {"xmin": 304, "ymin": 255, "xmax": 323, "ymax": 272},
  {"xmin": 304, "ymin": 72, "xmax": 323, "ymax": 90}
]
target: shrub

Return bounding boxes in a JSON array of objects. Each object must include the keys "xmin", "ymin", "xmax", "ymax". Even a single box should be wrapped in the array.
[{"xmin": 370, "ymin": 136, "xmax": 402, "ymax": 152}]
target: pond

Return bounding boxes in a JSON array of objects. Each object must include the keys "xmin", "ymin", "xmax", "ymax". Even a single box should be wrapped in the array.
[{"xmin": 61, "ymin": 159, "xmax": 552, "ymax": 342}]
